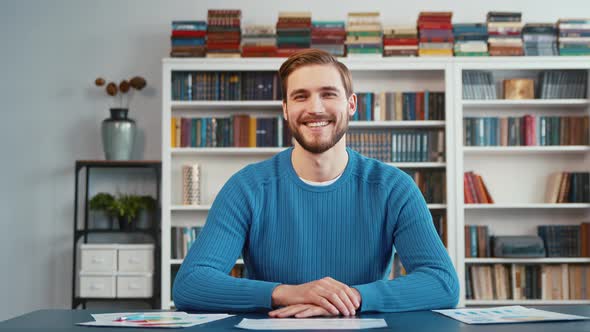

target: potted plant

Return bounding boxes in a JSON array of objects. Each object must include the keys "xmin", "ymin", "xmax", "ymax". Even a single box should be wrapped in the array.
[
  {"xmin": 89, "ymin": 193, "xmax": 157, "ymax": 230},
  {"xmin": 94, "ymin": 76, "xmax": 147, "ymax": 161},
  {"xmin": 88, "ymin": 192, "xmax": 116, "ymax": 229}
]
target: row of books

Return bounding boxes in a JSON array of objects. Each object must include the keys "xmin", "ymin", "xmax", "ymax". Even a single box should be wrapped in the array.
[
  {"xmin": 462, "ymin": 70, "xmax": 588, "ymax": 100},
  {"xmin": 346, "ymin": 129, "xmax": 445, "ymax": 163},
  {"xmin": 539, "ymin": 224, "xmax": 590, "ymax": 257},
  {"xmin": 171, "ymin": 226, "xmax": 202, "ymax": 259},
  {"xmin": 170, "ymin": 116, "xmax": 293, "ymax": 148},
  {"xmin": 463, "ymin": 116, "xmax": 590, "ymax": 147},
  {"xmin": 464, "ymin": 225, "xmax": 491, "ymax": 257},
  {"xmin": 463, "ymin": 171, "xmax": 494, "ymax": 204},
  {"xmin": 352, "ymin": 91, "xmax": 445, "ymax": 121},
  {"xmin": 545, "ymin": 172, "xmax": 590, "ymax": 204},
  {"xmin": 404, "ymin": 170, "xmax": 446, "ymax": 204},
  {"xmin": 465, "ymin": 223, "xmax": 590, "ymax": 258},
  {"xmin": 170, "ymin": 11, "xmax": 590, "ymax": 57},
  {"xmin": 171, "ymin": 71, "xmax": 281, "ymax": 101},
  {"xmin": 538, "ymin": 70, "xmax": 588, "ymax": 99},
  {"xmin": 466, "ymin": 263, "xmax": 590, "ymax": 300}
]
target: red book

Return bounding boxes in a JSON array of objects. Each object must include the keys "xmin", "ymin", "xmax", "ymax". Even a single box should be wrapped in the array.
[
  {"xmin": 242, "ymin": 45, "xmax": 278, "ymax": 52},
  {"xmin": 419, "ymin": 37, "xmax": 455, "ymax": 43},
  {"xmin": 416, "ymin": 92, "xmax": 424, "ymax": 120},
  {"xmin": 524, "ymin": 115, "xmax": 536, "ymax": 146},
  {"xmin": 464, "ymin": 173, "xmax": 475, "ymax": 204},
  {"xmin": 172, "ymin": 30, "xmax": 206, "ymax": 38},
  {"xmin": 383, "ymin": 38, "xmax": 419, "ymax": 46},
  {"xmin": 418, "ymin": 22, "xmax": 453, "ymax": 30}
]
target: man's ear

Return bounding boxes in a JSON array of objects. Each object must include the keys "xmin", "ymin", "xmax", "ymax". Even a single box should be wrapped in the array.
[
  {"xmin": 282, "ymin": 100, "xmax": 288, "ymax": 120},
  {"xmin": 347, "ymin": 93, "xmax": 357, "ymax": 118}
]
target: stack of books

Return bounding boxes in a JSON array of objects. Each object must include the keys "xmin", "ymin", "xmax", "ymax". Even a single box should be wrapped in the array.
[
  {"xmin": 418, "ymin": 12, "xmax": 454, "ymax": 57},
  {"xmin": 453, "ymin": 23, "xmax": 488, "ymax": 56},
  {"xmin": 558, "ymin": 18, "xmax": 590, "ymax": 56},
  {"xmin": 241, "ymin": 25, "xmax": 277, "ymax": 57},
  {"xmin": 311, "ymin": 21, "xmax": 346, "ymax": 57},
  {"xmin": 276, "ymin": 12, "xmax": 312, "ymax": 57},
  {"xmin": 206, "ymin": 9, "xmax": 241, "ymax": 58},
  {"xmin": 170, "ymin": 21, "xmax": 207, "ymax": 57},
  {"xmin": 382, "ymin": 25, "xmax": 418, "ymax": 57},
  {"xmin": 523, "ymin": 23, "xmax": 558, "ymax": 56},
  {"xmin": 345, "ymin": 12, "xmax": 383, "ymax": 57},
  {"xmin": 487, "ymin": 11, "xmax": 524, "ymax": 56}
]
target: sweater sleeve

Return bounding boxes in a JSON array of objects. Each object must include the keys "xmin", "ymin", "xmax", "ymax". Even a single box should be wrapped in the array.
[
  {"xmin": 352, "ymin": 174, "xmax": 459, "ymax": 312},
  {"xmin": 172, "ymin": 169, "xmax": 280, "ymax": 312}
]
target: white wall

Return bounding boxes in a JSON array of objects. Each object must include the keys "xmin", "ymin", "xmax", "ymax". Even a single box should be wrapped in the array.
[{"xmin": 1, "ymin": 0, "xmax": 589, "ymax": 321}]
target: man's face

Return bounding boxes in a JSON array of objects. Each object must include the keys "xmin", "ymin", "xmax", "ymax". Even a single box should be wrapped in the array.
[{"xmin": 283, "ymin": 64, "xmax": 356, "ymax": 154}]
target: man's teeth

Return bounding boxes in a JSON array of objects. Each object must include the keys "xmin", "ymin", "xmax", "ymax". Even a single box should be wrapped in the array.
[{"xmin": 307, "ymin": 121, "xmax": 329, "ymax": 127}]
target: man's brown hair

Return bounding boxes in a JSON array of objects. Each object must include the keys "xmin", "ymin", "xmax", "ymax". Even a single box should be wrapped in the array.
[{"xmin": 278, "ymin": 49, "xmax": 353, "ymax": 102}]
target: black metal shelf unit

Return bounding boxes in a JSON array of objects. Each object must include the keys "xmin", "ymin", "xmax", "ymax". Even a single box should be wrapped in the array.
[{"xmin": 71, "ymin": 160, "xmax": 161, "ymax": 309}]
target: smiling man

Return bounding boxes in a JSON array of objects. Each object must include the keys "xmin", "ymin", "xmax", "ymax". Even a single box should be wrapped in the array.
[{"xmin": 173, "ymin": 49, "xmax": 459, "ymax": 317}]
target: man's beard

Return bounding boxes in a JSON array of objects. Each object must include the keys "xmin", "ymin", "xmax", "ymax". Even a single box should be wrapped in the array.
[{"xmin": 287, "ymin": 113, "xmax": 348, "ymax": 154}]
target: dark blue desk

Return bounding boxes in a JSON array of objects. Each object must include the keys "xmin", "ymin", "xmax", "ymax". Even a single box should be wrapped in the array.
[{"xmin": 1, "ymin": 306, "xmax": 589, "ymax": 331}]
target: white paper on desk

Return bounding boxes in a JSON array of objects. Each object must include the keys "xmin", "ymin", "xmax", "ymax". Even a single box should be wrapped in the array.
[
  {"xmin": 433, "ymin": 306, "xmax": 590, "ymax": 325},
  {"xmin": 78, "ymin": 312, "xmax": 233, "ymax": 328},
  {"xmin": 236, "ymin": 318, "xmax": 387, "ymax": 330}
]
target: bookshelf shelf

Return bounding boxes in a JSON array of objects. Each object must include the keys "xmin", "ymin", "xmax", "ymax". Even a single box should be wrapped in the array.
[
  {"xmin": 462, "ymin": 99, "xmax": 590, "ymax": 109},
  {"xmin": 171, "ymin": 100, "xmax": 282, "ymax": 110},
  {"xmin": 465, "ymin": 258, "xmax": 590, "ymax": 264},
  {"xmin": 349, "ymin": 121, "xmax": 445, "ymax": 128},
  {"xmin": 171, "ymin": 205, "xmax": 212, "ymax": 211},
  {"xmin": 171, "ymin": 147, "xmax": 286, "ymax": 155},
  {"xmin": 462, "ymin": 146, "xmax": 590, "ymax": 153},
  {"xmin": 464, "ymin": 203, "xmax": 590, "ymax": 210},
  {"xmin": 465, "ymin": 300, "xmax": 590, "ymax": 306},
  {"xmin": 386, "ymin": 162, "xmax": 446, "ymax": 168}
]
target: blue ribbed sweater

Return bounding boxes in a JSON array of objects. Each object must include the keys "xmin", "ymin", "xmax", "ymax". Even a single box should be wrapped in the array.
[{"xmin": 173, "ymin": 147, "xmax": 459, "ymax": 312}]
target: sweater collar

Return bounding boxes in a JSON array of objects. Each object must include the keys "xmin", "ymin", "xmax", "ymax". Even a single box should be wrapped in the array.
[{"xmin": 281, "ymin": 147, "xmax": 356, "ymax": 192}]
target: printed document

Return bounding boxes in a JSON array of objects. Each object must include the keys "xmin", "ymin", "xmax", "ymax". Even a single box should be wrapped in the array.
[
  {"xmin": 77, "ymin": 312, "xmax": 233, "ymax": 328},
  {"xmin": 433, "ymin": 306, "xmax": 590, "ymax": 324},
  {"xmin": 236, "ymin": 318, "xmax": 387, "ymax": 330}
]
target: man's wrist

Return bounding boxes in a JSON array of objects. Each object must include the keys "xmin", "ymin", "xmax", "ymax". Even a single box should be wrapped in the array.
[{"xmin": 271, "ymin": 284, "xmax": 290, "ymax": 307}]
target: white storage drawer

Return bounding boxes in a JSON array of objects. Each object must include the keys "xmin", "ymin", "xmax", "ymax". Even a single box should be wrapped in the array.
[
  {"xmin": 79, "ymin": 273, "xmax": 116, "ymax": 298},
  {"xmin": 80, "ymin": 244, "xmax": 117, "ymax": 273},
  {"xmin": 117, "ymin": 244, "xmax": 154, "ymax": 273},
  {"xmin": 117, "ymin": 273, "xmax": 153, "ymax": 298}
]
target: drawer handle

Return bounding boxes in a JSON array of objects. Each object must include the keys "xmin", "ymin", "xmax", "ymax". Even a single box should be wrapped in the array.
[
  {"xmin": 91, "ymin": 257, "xmax": 105, "ymax": 264},
  {"xmin": 128, "ymin": 257, "xmax": 141, "ymax": 264},
  {"xmin": 129, "ymin": 283, "xmax": 141, "ymax": 290},
  {"xmin": 90, "ymin": 284, "xmax": 104, "ymax": 290}
]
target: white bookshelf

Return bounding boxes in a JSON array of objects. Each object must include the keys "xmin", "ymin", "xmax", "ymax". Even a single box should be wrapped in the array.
[
  {"xmin": 161, "ymin": 56, "xmax": 590, "ymax": 309},
  {"xmin": 453, "ymin": 58, "xmax": 590, "ymax": 307},
  {"xmin": 161, "ymin": 57, "xmax": 456, "ymax": 309}
]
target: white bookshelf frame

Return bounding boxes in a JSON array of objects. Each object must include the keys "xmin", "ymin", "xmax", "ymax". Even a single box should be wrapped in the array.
[
  {"xmin": 453, "ymin": 57, "xmax": 590, "ymax": 307},
  {"xmin": 162, "ymin": 56, "xmax": 590, "ymax": 309}
]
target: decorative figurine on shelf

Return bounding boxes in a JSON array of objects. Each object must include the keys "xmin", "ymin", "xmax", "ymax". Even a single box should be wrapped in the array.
[{"xmin": 94, "ymin": 76, "xmax": 147, "ymax": 160}]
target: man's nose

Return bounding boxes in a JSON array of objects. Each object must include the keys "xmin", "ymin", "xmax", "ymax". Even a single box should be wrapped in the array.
[{"xmin": 308, "ymin": 94, "xmax": 325, "ymax": 114}]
